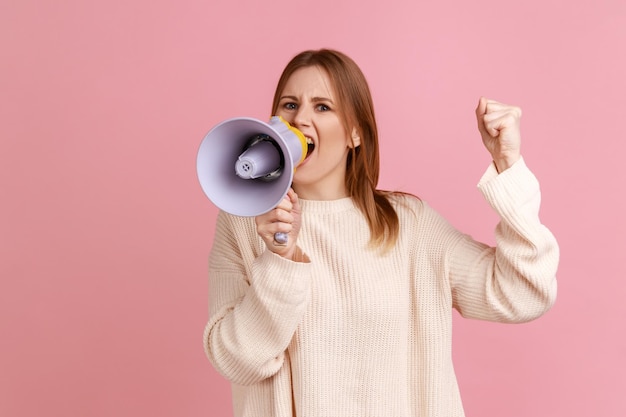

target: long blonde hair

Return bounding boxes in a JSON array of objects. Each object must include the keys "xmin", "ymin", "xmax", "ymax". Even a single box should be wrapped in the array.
[{"xmin": 271, "ymin": 49, "xmax": 401, "ymax": 251}]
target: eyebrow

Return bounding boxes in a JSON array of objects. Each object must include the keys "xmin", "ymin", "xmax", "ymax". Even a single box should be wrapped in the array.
[{"xmin": 279, "ymin": 95, "xmax": 335, "ymax": 104}]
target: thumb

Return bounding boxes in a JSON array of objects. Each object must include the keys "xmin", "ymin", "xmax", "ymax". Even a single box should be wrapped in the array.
[
  {"xmin": 286, "ymin": 188, "xmax": 299, "ymax": 210},
  {"xmin": 475, "ymin": 96, "xmax": 489, "ymax": 137}
]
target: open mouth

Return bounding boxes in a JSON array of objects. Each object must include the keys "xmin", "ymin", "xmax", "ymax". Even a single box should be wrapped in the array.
[{"xmin": 305, "ymin": 136, "xmax": 315, "ymax": 158}]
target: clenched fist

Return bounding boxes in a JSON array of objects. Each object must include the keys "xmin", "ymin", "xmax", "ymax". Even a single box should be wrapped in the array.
[{"xmin": 476, "ymin": 97, "xmax": 522, "ymax": 173}]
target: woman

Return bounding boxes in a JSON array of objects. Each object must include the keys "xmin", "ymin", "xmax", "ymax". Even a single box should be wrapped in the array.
[{"xmin": 203, "ymin": 49, "xmax": 559, "ymax": 416}]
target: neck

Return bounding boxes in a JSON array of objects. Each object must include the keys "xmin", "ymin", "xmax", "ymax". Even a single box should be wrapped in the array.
[{"xmin": 293, "ymin": 183, "xmax": 348, "ymax": 201}]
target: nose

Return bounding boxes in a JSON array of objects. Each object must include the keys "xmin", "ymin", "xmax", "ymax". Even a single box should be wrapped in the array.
[{"xmin": 292, "ymin": 104, "xmax": 312, "ymax": 129}]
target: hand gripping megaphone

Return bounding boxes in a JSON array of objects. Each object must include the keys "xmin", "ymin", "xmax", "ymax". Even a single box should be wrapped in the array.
[{"xmin": 196, "ymin": 116, "xmax": 307, "ymax": 223}]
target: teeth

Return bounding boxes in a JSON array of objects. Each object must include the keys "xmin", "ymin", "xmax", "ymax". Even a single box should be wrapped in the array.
[{"xmin": 305, "ymin": 136, "xmax": 313, "ymax": 144}]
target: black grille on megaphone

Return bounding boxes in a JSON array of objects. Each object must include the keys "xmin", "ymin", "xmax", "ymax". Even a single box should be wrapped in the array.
[{"xmin": 196, "ymin": 116, "xmax": 307, "ymax": 217}]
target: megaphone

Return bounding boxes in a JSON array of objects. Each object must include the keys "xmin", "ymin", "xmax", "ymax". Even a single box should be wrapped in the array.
[{"xmin": 196, "ymin": 116, "xmax": 307, "ymax": 218}]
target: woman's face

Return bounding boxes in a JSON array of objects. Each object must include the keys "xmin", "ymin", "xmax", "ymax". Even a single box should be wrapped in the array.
[{"xmin": 274, "ymin": 66, "xmax": 359, "ymax": 200}]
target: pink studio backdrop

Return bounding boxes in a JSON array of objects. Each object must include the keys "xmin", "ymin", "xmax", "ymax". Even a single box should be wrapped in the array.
[{"xmin": 1, "ymin": 0, "xmax": 624, "ymax": 416}]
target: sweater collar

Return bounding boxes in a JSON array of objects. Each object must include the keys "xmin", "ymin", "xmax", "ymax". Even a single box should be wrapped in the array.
[{"xmin": 299, "ymin": 197, "xmax": 356, "ymax": 213}]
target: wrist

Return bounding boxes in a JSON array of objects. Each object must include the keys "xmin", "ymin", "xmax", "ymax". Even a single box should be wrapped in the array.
[
  {"xmin": 493, "ymin": 154, "xmax": 521, "ymax": 173},
  {"xmin": 289, "ymin": 246, "xmax": 309, "ymax": 263}
]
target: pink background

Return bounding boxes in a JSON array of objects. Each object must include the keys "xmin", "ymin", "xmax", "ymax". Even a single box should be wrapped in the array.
[{"xmin": 2, "ymin": 0, "xmax": 625, "ymax": 416}]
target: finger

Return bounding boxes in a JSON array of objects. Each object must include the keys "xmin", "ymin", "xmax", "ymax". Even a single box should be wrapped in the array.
[
  {"xmin": 484, "ymin": 119, "xmax": 501, "ymax": 138},
  {"xmin": 476, "ymin": 97, "xmax": 489, "ymax": 136},
  {"xmin": 273, "ymin": 232, "xmax": 289, "ymax": 245},
  {"xmin": 272, "ymin": 208, "xmax": 294, "ymax": 224},
  {"xmin": 483, "ymin": 99, "xmax": 508, "ymax": 111},
  {"xmin": 485, "ymin": 105, "xmax": 522, "ymax": 120},
  {"xmin": 480, "ymin": 99, "xmax": 522, "ymax": 119},
  {"xmin": 483, "ymin": 109, "xmax": 521, "ymax": 127},
  {"xmin": 476, "ymin": 96, "xmax": 488, "ymax": 118},
  {"xmin": 484, "ymin": 100, "xmax": 522, "ymax": 120},
  {"xmin": 271, "ymin": 221, "xmax": 293, "ymax": 247},
  {"xmin": 286, "ymin": 188, "xmax": 298, "ymax": 205},
  {"xmin": 481, "ymin": 102, "xmax": 522, "ymax": 136},
  {"xmin": 283, "ymin": 188, "xmax": 299, "ymax": 212},
  {"xmin": 255, "ymin": 208, "xmax": 290, "ymax": 231},
  {"xmin": 483, "ymin": 112, "xmax": 519, "ymax": 137},
  {"xmin": 483, "ymin": 114, "xmax": 509, "ymax": 137},
  {"xmin": 287, "ymin": 188, "xmax": 300, "ymax": 213},
  {"xmin": 259, "ymin": 221, "xmax": 292, "ymax": 245},
  {"xmin": 272, "ymin": 214, "xmax": 294, "ymax": 230},
  {"xmin": 275, "ymin": 196, "xmax": 294, "ymax": 213},
  {"xmin": 272, "ymin": 221, "xmax": 293, "ymax": 234}
]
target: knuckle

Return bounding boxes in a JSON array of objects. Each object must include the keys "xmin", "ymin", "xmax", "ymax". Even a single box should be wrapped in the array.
[
  {"xmin": 504, "ymin": 113, "xmax": 518, "ymax": 125},
  {"xmin": 277, "ymin": 211, "xmax": 291, "ymax": 223}
]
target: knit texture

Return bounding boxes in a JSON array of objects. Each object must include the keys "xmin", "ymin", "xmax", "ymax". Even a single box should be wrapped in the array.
[{"xmin": 203, "ymin": 158, "xmax": 559, "ymax": 417}]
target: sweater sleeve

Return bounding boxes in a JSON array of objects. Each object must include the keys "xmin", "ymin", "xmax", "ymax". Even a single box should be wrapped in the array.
[
  {"xmin": 449, "ymin": 157, "xmax": 559, "ymax": 323},
  {"xmin": 203, "ymin": 211, "xmax": 312, "ymax": 385}
]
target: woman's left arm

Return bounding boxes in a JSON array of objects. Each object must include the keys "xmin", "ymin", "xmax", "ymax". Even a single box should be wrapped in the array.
[
  {"xmin": 449, "ymin": 157, "xmax": 559, "ymax": 322},
  {"xmin": 449, "ymin": 98, "xmax": 559, "ymax": 322}
]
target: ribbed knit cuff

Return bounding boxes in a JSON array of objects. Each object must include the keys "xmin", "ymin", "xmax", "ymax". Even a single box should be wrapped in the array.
[
  {"xmin": 476, "ymin": 157, "xmax": 541, "ymax": 221},
  {"xmin": 250, "ymin": 249, "xmax": 311, "ymax": 306}
]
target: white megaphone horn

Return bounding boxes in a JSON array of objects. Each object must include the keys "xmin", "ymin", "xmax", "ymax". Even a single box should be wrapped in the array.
[{"xmin": 196, "ymin": 116, "xmax": 307, "ymax": 221}]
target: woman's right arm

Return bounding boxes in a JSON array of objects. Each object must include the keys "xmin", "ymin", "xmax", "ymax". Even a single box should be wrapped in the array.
[{"xmin": 203, "ymin": 210, "xmax": 311, "ymax": 386}]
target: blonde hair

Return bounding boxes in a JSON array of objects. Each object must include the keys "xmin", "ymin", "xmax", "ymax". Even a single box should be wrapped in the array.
[{"xmin": 271, "ymin": 49, "xmax": 401, "ymax": 251}]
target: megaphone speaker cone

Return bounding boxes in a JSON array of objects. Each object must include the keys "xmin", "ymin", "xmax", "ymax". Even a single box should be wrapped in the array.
[{"xmin": 196, "ymin": 116, "xmax": 307, "ymax": 217}]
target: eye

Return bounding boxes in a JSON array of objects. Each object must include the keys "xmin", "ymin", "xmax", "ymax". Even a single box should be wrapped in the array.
[
  {"xmin": 316, "ymin": 103, "xmax": 331, "ymax": 112},
  {"xmin": 284, "ymin": 102, "xmax": 297, "ymax": 110}
]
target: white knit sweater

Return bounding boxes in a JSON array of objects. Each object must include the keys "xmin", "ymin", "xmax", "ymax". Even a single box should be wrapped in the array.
[{"xmin": 203, "ymin": 158, "xmax": 559, "ymax": 417}]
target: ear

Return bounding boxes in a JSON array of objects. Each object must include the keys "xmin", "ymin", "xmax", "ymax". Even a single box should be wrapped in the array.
[{"xmin": 349, "ymin": 127, "xmax": 361, "ymax": 148}]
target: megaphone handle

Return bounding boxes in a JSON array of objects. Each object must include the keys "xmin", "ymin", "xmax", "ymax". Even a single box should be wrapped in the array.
[{"xmin": 273, "ymin": 232, "xmax": 289, "ymax": 246}]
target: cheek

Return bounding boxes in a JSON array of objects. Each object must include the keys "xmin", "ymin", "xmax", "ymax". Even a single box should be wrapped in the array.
[
  {"xmin": 324, "ymin": 133, "xmax": 351, "ymax": 154},
  {"xmin": 319, "ymin": 142, "xmax": 351, "ymax": 167},
  {"xmin": 320, "ymin": 124, "xmax": 351, "ymax": 149},
  {"xmin": 273, "ymin": 109, "xmax": 290, "ymax": 123}
]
